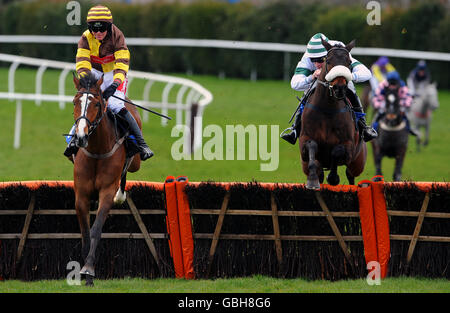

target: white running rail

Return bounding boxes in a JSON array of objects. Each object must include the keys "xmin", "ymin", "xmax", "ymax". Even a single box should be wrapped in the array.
[{"xmin": 0, "ymin": 53, "xmax": 213, "ymax": 152}]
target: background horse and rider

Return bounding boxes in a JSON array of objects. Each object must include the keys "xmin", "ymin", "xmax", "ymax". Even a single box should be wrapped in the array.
[
  {"xmin": 407, "ymin": 82, "xmax": 440, "ymax": 151},
  {"xmin": 371, "ymin": 86, "xmax": 409, "ymax": 181},
  {"xmin": 299, "ymin": 39, "xmax": 367, "ymax": 190},
  {"xmin": 72, "ymin": 73, "xmax": 142, "ymax": 286}
]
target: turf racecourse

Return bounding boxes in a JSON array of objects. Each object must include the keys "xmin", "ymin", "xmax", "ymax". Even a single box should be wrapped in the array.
[
  {"xmin": 0, "ymin": 69, "xmax": 449, "ymax": 293},
  {"xmin": 0, "ymin": 69, "xmax": 449, "ymax": 182},
  {"xmin": 0, "ymin": 276, "xmax": 449, "ymax": 293}
]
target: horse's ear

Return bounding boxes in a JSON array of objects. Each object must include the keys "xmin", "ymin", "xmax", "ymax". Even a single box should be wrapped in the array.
[
  {"xmin": 345, "ymin": 39, "xmax": 356, "ymax": 52},
  {"xmin": 321, "ymin": 38, "xmax": 332, "ymax": 51},
  {"xmin": 97, "ymin": 75, "xmax": 104, "ymax": 89},
  {"xmin": 73, "ymin": 72, "xmax": 80, "ymax": 89}
]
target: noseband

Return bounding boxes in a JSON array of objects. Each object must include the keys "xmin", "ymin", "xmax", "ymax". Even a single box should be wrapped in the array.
[
  {"xmin": 75, "ymin": 88, "xmax": 106, "ymax": 137},
  {"xmin": 317, "ymin": 46, "xmax": 351, "ymax": 100}
]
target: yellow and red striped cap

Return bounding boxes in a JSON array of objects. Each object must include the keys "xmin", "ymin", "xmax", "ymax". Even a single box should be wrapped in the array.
[{"xmin": 86, "ymin": 5, "xmax": 113, "ymax": 24}]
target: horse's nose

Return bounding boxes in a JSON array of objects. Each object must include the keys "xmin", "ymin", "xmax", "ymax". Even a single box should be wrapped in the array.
[
  {"xmin": 333, "ymin": 84, "xmax": 347, "ymax": 99},
  {"xmin": 75, "ymin": 134, "xmax": 88, "ymax": 148}
]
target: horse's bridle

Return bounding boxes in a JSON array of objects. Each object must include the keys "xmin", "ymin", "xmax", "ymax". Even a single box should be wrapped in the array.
[
  {"xmin": 74, "ymin": 88, "xmax": 107, "ymax": 137},
  {"xmin": 316, "ymin": 46, "xmax": 351, "ymax": 100}
]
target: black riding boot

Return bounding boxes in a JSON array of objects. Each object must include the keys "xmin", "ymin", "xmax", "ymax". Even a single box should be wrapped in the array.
[
  {"xmin": 63, "ymin": 137, "xmax": 78, "ymax": 158},
  {"xmin": 281, "ymin": 110, "xmax": 302, "ymax": 145},
  {"xmin": 347, "ymin": 90, "xmax": 378, "ymax": 142},
  {"xmin": 119, "ymin": 109, "xmax": 154, "ymax": 161}
]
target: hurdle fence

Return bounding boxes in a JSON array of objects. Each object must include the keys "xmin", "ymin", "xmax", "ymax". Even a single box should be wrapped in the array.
[{"xmin": 0, "ymin": 179, "xmax": 449, "ymax": 280}]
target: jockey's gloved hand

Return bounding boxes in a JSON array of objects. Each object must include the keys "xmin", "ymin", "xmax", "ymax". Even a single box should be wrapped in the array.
[{"xmin": 103, "ymin": 81, "xmax": 120, "ymax": 100}]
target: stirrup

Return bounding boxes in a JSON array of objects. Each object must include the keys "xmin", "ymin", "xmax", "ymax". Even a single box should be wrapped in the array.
[
  {"xmin": 140, "ymin": 146, "xmax": 154, "ymax": 161},
  {"xmin": 280, "ymin": 128, "xmax": 298, "ymax": 145},
  {"xmin": 362, "ymin": 127, "xmax": 378, "ymax": 142}
]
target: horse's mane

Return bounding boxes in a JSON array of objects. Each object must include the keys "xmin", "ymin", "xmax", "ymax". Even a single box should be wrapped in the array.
[{"xmin": 78, "ymin": 72, "xmax": 99, "ymax": 90}]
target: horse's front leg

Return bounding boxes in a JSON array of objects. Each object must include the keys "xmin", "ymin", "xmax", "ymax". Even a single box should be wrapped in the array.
[
  {"xmin": 393, "ymin": 150, "xmax": 406, "ymax": 182},
  {"xmin": 80, "ymin": 187, "xmax": 115, "ymax": 282},
  {"xmin": 75, "ymin": 194, "xmax": 91, "ymax": 263},
  {"xmin": 304, "ymin": 140, "xmax": 320, "ymax": 190}
]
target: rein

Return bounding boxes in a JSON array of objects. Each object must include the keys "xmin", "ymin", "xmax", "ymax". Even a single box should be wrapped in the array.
[
  {"xmin": 74, "ymin": 86, "xmax": 125, "ymax": 159},
  {"xmin": 75, "ymin": 90, "xmax": 107, "ymax": 137},
  {"xmin": 316, "ymin": 46, "xmax": 351, "ymax": 100}
]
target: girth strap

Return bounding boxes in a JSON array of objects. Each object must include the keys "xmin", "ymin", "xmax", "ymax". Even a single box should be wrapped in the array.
[
  {"xmin": 80, "ymin": 135, "xmax": 126, "ymax": 159},
  {"xmin": 304, "ymin": 102, "xmax": 351, "ymax": 115}
]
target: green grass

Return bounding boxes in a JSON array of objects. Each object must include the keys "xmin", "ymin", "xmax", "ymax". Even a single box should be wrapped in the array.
[
  {"xmin": 0, "ymin": 69, "xmax": 449, "ymax": 293},
  {"xmin": 0, "ymin": 68, "xmax": 449, "ymax": 183},
  {"xmin": 1, "ymin": 276, "xmax": 449, "ymax": 293}
]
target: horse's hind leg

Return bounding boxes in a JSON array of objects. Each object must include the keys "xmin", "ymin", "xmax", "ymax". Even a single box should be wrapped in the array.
[
  {"xmin": 114, "ymin": 159, "xmax": 132, "ymax": 205},
  {"xmin": 327, "ymin": 145, "xmax": 347, "ymax": 186},
  {"xmin": 345, "ymin": 168, "xmax": 355, "ymax": 185},
  {"xmin": 305, "ymin": 140, "xmax": 320, "ymax": 190},
  {"xmin": 114, "ymin": 173, "xmax": 127, "ymax": 205}
]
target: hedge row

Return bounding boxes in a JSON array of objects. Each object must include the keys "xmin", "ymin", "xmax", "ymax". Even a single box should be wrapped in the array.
[{"xmin": 0, "ymin": 0, "xmax": 448, "ymax": 87}]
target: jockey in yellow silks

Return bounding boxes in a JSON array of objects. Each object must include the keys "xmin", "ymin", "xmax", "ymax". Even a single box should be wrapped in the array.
[{"xmin": 64, "ymin": 5, "xmax": 153, "ymax": 161}]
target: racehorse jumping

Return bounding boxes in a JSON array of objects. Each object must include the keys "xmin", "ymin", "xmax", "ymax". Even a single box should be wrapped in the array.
[
  {"xmin": 407, "ymin": 82, "xmax": 439, "ymax": 151},
  {"xmin": 371, "ymin": 87, "xmax": 409, "ymax": 181},
  {"xmin": 72, "ymin": 73, "xmax": 141, "ymax": 286},
  {"xmin": 299, "ymin": 39, "xmax": 367, "ymax": 189}
]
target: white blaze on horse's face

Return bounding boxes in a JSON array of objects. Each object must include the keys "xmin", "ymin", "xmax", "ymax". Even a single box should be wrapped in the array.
[
  {"xmin": 325, "ymin": 65, "xmax": 353, "ymax": 83},
  {"xmin": 77, "ymin": 93, "xmax": 90, "ymax": 138},
  {"xmin": 387, "ymin": 94, "xmax": 396, "ymax": 104}
]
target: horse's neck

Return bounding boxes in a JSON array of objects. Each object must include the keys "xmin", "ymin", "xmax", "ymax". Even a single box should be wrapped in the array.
[{"xmin": 88, "ymin": 115, "xmax": 116, "ymax": 153}]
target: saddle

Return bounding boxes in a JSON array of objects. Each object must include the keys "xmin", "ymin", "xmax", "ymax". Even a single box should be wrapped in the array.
[{"xmin": 106, "ymin": 109, "xmax": 141, "ymax": 159}]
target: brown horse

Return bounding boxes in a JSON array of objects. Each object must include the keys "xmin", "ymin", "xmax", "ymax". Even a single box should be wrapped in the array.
[
  {"xmin": 72, "ymin": 73, "xmax": 141, "ymax": 286},
  {"xmin": 299, "ymin": 39, "xmax": 367, "ymax": 189}
]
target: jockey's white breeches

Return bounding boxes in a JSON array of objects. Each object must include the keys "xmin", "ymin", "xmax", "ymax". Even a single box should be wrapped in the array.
[{"xmin": 91, "ymin": 68, "xmax": 128, "ymax": 114}]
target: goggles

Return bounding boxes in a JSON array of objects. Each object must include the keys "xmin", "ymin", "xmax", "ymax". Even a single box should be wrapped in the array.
[
  {"xmin": 310, "ymin": 57, "xmax": 325, "ymax": 63},
  {"xmin": 88, "ymin": 22, "xmax": 109, "ymax": 33},
  {"xmin": 388, "ymin": 79, "xmax": 400, "ymax": 86}
]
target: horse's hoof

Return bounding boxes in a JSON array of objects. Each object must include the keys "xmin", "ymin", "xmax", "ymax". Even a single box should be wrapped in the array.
[
  {"xmin": 306, "ymin": 180, "xmax": 320, "ymax": 190},
  {"xmin": 85, "ymin": 277, "xmax": 94, "ymax": 287},
  {"xmin": 80, "ymin": 265, "xmax": 95, "ymax": 277},
  {"xmin": 113, "ymin": 189, "xmax": 126, "ymax": 205},
  {"xmin": 327, "ymin": 174, "xmax": 340, "ymax": 186}
]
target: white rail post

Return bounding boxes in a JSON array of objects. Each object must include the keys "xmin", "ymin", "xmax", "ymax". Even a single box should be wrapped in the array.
[
  {"xmin": 176, "ymin": 85, "xmax": 188, "ymax": 126},
  {"xmin": 8, "ymin": 61, "xmax": 20, "ymax": 99},
  {"xmin": 142, "ymin": 80, "xmax": 154, "ymax": 123},
  {"xmin": 14, "ymin": 100, "xmax": 22, "ymax": 149},
  {"xmin": 35, "ymin": 64, "xmax": 47, "ymax": 106},
  {"xmin": 58, "ymin": 68, "xmax": 71, "ymax": 109},
  {"xmin": 161, "ymin": 83, "xmax": 174, "ymax": 126}
]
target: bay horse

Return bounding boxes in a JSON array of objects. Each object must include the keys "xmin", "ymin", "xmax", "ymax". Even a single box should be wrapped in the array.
[
  {"xmin": 371, "ymin": 87, "xmax": 409, "ymax": 181},
  {"xmin": 299, "ymin": 39, "xmax": 367, "ymax": 189},
  {"xmin": 72, "ymin": 73, "xmax": 141, "ymax": 286},
  {"xmin": 407, "ymin": 82, "xmax": 439, "ymax": 151}
]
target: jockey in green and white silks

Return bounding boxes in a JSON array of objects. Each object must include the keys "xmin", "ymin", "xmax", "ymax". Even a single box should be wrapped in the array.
[{"xmin": 281, "ymin": 33, "xmax": 378, "ymax": 145}]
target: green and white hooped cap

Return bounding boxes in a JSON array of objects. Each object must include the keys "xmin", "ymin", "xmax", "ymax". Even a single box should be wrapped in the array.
[{"xmin": 305, "ymin": 33, "xmax": 329, "ymax": 58}]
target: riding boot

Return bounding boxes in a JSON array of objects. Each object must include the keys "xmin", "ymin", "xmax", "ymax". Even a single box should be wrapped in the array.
[
  {"xmin": 281, "ymin": 110, "xmax": 302, "ymax": 145},
  {"xmin": 119, "ymin": 109, "xmax": 154, "ymax": 161},
  {"xmin": 63, "ymin": 125, "xmax": 78, "ymax": 163},
  {"xmin": 348, "ymin": 91, "xmax": 378, "ymax": 142}
]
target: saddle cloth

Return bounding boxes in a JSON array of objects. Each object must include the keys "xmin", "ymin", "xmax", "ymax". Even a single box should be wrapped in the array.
[{"xmin": 106, "ymin": 109, "xmax": 141, "ymax": 159}]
